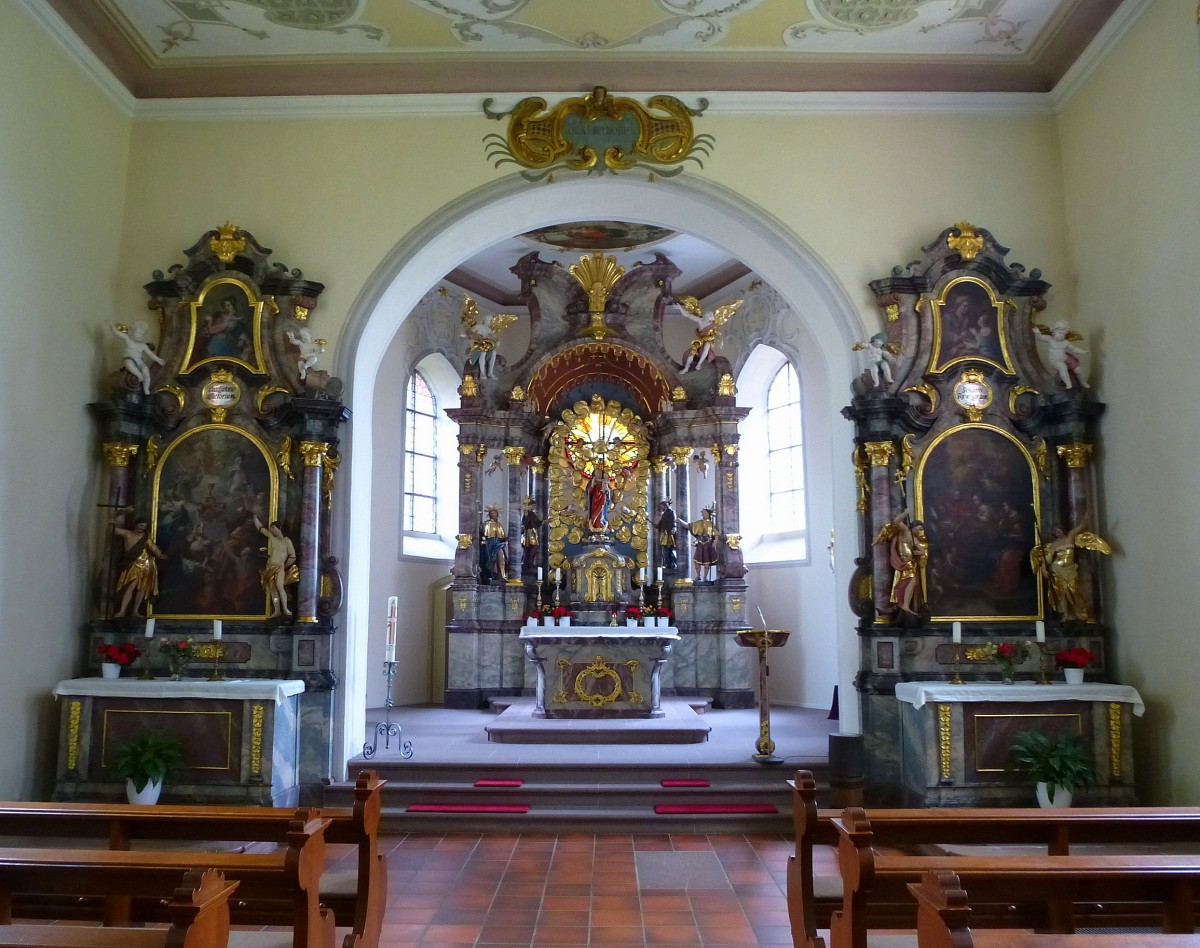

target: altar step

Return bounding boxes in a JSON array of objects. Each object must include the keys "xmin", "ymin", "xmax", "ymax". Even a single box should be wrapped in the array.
[{"xmin": 324, "ymin": 760, "xmax": 830, "ymax": 834}]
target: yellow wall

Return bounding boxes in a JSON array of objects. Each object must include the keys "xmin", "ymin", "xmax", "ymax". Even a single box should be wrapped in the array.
[
  {"xmin": 0, "ymin": 5, "xmax": 131, "ymax": 797},
  {"xmin": 1058, "ymin": 0, "xmax": 1200, "ymax": 803}
]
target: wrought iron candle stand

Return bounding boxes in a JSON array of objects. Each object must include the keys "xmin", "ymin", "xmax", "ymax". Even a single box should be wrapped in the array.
[
  {"xmin": 734, "ymin": 628, "xmax": 792, "ymax": 765},
  {"xmin": 362, "ymin": 661, "xmax": 413, "ymax": 760}
]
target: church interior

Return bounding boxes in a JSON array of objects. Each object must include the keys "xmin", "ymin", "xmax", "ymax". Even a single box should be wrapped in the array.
[{"xmin": 3, "ymin": 0, "xmax": 1200, "ymax": 944}]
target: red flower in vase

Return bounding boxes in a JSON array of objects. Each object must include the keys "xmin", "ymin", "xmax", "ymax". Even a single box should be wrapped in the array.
[
  {"xmin": 1055, "ymin": 647, "xmax": 1095, "ymax": 669},
  {"xmin": 98, "ymin": 642, "xmax": 140, "ymax": 666}
]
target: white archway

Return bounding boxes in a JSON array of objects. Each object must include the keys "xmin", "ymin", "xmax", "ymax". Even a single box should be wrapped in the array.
[{"xmin": 331, "ymin": 173, "xmax": 867, "ymax": 774}]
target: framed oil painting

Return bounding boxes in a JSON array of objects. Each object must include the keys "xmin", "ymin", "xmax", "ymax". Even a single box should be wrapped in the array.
[
  {"xmin": 930, "ymin": 276, "xmax": 1013, "ymax": 375},
  {"xmin": 150, "ymin": 425, "xmax": 279, "ymax": 619},
  {"xmin": 916, "ymin": 425, "xmax": 1042, "ymax": 621},
  {"xmin": 181, "ymin": 276, "xmax": 268, "ymax": 375}
]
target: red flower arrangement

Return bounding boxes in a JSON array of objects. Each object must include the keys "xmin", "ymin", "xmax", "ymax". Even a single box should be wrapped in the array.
[
  {"xmin": 98, "ymin": 642, "xmax": 140, "ymax": 666},
  {"xmin": 551, "ymin": 605, "xmax": 573, "ymax": 620},
  {"xmin": 1056, "ymin": 647, "xmax": 1094, "ymax": 669},
  {"xmin": 653, "ymin": 606, "xmax": 673, "ymax": 620},
  {"xmin": 625, "ymin": 606, "xmax": 643, "ymax": 620}
]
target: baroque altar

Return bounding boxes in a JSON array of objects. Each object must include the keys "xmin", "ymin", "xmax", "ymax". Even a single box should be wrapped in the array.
[{"xmin": 442, "ymin": 247, "xmax": 756, "ymax": 710}]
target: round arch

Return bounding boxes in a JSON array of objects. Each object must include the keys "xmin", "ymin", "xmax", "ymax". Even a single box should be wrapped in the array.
[{"xmin": 331, "ymin": 172, "xmax": 867, "ymax": 773}]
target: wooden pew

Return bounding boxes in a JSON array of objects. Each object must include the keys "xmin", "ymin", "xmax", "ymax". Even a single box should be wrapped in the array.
[
  {"xmin": 0, "ymin": 868, "xmax": 236, "ymax": 948},
  {"xmin": 0, "ymin": 771, "xmax": 385, "ymax": 948},
  {"xmin": 787, "ymin": 770, "xmax": 1200, "ymax": 948},
  {"xmin": 832, "ymin": 809, "xmax": 1200, "ymax": 948},
  {"xmin": 0, "ymin": 815, "xmax": 333, "ymax": 948},
  {"xmin": 910, "ymin": 869, "xmax": 1200, "ymax": 948}
]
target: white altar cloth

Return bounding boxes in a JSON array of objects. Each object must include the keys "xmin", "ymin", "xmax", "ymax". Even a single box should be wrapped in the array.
[
  {"xmin": 894, "ymin": 680, "xmax": 1144, "ymax": 716},
  {"xmin": 519, "ymin": 625, "xmax": 679, "ymax": 641},
  {"xmin": 53, "ymin": 678, "xmax": 305, "ymax": 704}
]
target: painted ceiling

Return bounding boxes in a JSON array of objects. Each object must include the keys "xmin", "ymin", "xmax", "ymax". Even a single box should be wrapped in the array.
[{"xmin": 45, "ymin": 0, "xmax": 1127, "ymax": 97}]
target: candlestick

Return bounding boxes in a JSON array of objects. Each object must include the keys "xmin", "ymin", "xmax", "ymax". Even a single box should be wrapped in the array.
[
  {"xmin": 144, "ymin": 617, "xmax": 155, "ymax": 639},
  {"xmin": 385, "ymin": 596, "xmax": 398, "ymax": 664},
  {"xmin": 951, "ymin": 621, "xmax": 961, "ymax": 644},
  {"xmin": 1035, "ymin": 620, "xmax": 1046, "ymax": 643},
  {"xmin": 212, "ymin": 619, "xmax": 222, "ymax": 640}
]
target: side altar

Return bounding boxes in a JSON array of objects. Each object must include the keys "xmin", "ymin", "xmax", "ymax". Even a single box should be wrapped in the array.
[
  {"xmin": 53, "ymin": 678, "xmax": 305, "ymax": 807},
  {"xmin": 893, "ymin": 681, "xmax": 1142, "ymax": 807},
  {"xmin": 520, "ymin": 626, "xmax": 679, "ymax": 718}
]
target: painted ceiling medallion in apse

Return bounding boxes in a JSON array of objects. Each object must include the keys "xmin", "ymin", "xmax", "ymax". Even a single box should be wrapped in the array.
[{"xmin": 521, "ymin": 222, "xmax": 676, "ymax": 253}]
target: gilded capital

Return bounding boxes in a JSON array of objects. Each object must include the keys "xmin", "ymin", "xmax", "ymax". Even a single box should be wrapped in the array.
[
  {"xmin": 724, "ymin": 533, "xmax": 742, "ymax": 550},
  {"xmin": 671, "ymin": 386, "xmax": 687, "ymax": 402},
  {"xmin": 103, "ymin": 442, "xmax": 139, "ymax": 467},
  {"xmin": 717, "ymin": 373, "xmax": 736, "ymax": 397},
  {"xmin": 299, "ymin": 441, "xmax": 329, "ymax": 468},
  {"xmin": 529, "ymin": 455, "xmax": 547, "ymax": 475},
  {"xmin": 652, "ymin": 456, "xmax": 670, "ymax": 475},
  {"xmin": 459, "ymin": 374, "xmax": 479, "ymax": 397},
  {"xmin": 510, "ymin": 385, "xmax": 526, "ymax": 401},
  {"xmin": 669, "ymin": 446, "xmax": 692, "ymax": 466},
  {"xmin": 1057, "ymin": 443, "xmax": 1093, "ymax": 468},
  {"xmin": 503, "ymin": 446, "xmax": 526, "ymax": 466},
  {"xmin": 456, "ymin": 533, "xmax": 474, "ymax": 550},
  {"xmin": 863, "ymin": 441, "xmax": 895, "ymax": 467}
]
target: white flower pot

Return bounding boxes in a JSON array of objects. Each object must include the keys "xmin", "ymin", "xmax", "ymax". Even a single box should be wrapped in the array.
[
  {"xmin": 656, "ymin": 616, "xmax": 669, "ymax": 628},
  {"xmin": 558, "ymin": 616, "xmax": 571, "ymax": 627},
  {"xmin": 126, "ymin": 778, "xmax": 162, "ymax": 805},
  {"xmin": 642, "ymin": 618, "xmax": 655, "ymax": 627},
  {"xmin": 626, "ymin": 618, "xmax": 638, "ymax": 628},
  {"xmin": 1063, "ymin": 667, "xmax": 1085, "ymax": 685},
  {"xmin": 101, "ymin": 662, "xmax": 121, "ymax": 679},
  {"xmin": 525, "ymin": 617, "xmax": 538, "ymax": 628},
  {"xmin": 1036, "ymin": 782, "xmax": 1072, "ymax": 808}
]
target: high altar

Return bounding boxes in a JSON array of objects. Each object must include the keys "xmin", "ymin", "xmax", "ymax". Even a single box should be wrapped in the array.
[
  {"xmin": 62, "ymin": 225, "xmax": 347, "ymax": 804},
  {"xmin": 844, "ymin": 223, "xmax": 1125, "ymax": 805},
  {"xmin": 442, "ymin": 249, "xmax": 755, "ymax": 711}
]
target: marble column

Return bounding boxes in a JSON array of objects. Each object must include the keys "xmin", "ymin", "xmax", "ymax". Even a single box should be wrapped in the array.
[
  {"xmin": 671, "ymin": 446, "xmax": 693, "ymax": 583},
  {"xmin": 296, "ymin": 441, "xmax": 329, "ymax": 624},
  {"xmin": 504, "ymin": 446, "xmax": 526, "ymax": 582},
  {"xmin": 100, "ymin": 442, "xmax": 140, "ymax": 618},
  {"xmin": 864, "ymin": 441, "xmax": 896, "ymax": 623},
  {"xmin": 715, "ymin": 442, "xmax": 746, "ymax": 580},
  {"xmin": 651, "ymin": 455, "xmax": 670, "ymax": 575},
  {"xmin": 1057, "ymin": 442, "xmax": 1098, "ymax": 621},
  {"xmin": 452, "ymin": 440, "xmax": 483, "ymax": 580}
]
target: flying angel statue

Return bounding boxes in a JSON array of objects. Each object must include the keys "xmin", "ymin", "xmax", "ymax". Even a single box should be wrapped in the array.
[
  {"xmin": 461, "ymin": 296, "xmax": 519, "ymax": 379},
  {"xmin": 677, "ymin": 297, "xmax": 744, "ymax": 372}
]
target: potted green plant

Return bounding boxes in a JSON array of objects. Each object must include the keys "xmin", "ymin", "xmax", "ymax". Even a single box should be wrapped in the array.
[
  {"xmin": 1009, "ymin": 729, "xmax": 1095, "ymax": 807},
  {"xmin": 112, "ymin": 730, "xmax": 184, "ymax": 805}
]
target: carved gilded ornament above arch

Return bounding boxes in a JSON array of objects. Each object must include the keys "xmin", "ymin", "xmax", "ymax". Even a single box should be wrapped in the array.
[{"xmin": 526, "ymin": 341, "xmax": 671, "ymax": 417}]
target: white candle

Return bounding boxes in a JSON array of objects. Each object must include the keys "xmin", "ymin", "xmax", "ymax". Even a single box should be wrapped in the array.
[
  {"xmin": 951, "ymin": 622, "xmax": 962, "ymax": 644},
  {"xmin": 536, "ymin": 567, "xmax": 543, "ymax": 582},
  {"xmin": 385, "ymin": 596, "xmax": 398, "ymax": 664},
  {"xmin": 638, "ymin": 569, "xmax": 645, "ymax": 584},
  {"xmin": 144, "ymin": 617, "xmax": 155, "ymax": 639},
  {"xmin": 1035, "ymin": 620, "xmax": 1046, "ymax": 643},
  {"xmin": 555, "ymin": 567, "xmax": 561, "ymax": 584},
  {"xmin": 212, "ymin": 619, "xmax": 222, "ymax": 640},
  {"xmin": 657, "ymin": 567, "xmax": 663, "ymax": 583}
]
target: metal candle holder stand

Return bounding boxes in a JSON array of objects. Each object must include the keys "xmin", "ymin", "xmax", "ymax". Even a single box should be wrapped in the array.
[
  {"xmin": 362, "ymin": 661, "xmax": 413, "ymax": 760},
  {"xmin": 734, "ymin": 629, "xmax": 791, "ymax": 765},
  {"xmin": 1035, "ymin": 642, "xmax": 1052, "ymax": 685},
  {"xmin": 950, "ymin": 645, "xmax": 965, "ymax": 685}
]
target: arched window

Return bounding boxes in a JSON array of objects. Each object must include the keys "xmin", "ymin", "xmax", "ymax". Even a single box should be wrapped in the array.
[
  {"xmin": 765, "ymin": 363, "xmax": 806, "ymax": 530},
  {"xmin": 404, "ymin": 370, "xmax": 438, "ymax": 534}
]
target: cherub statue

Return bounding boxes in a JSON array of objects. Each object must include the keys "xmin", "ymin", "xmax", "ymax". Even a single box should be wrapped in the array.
[
  {"xmin": 677, "ymin": 297, "xmax": 744, "ymax": 372},
  {"xmin": 109, "ymin": 321, "xmax": 165, "ymax": 395},
  {"xmin": 1034, "ymin": 320, "xmax": 1089, "ymax": 389},
  {"xmin": 1030, "ymin": 521, "xmax": 1111, "ymax": 622},
  {"xmin": 852, "ymin": 332, "xmax": 896, "ymax": 388},
  {"xmin": 461, "ymin": 296, "xmax": 518, "ymax": 380},
  {"xmin": 285, "ymin": 328, "xmax": 326, "ymax": 382}
]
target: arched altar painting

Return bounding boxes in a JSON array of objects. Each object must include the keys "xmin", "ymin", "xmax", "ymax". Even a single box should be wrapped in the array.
[
  {"xmin": 151, "ymin": 426, "xmax": 278, "ymax": 619},
  {"xmin": 917, "ymin": 426, "xmax": 1040, "ymax": 620}
]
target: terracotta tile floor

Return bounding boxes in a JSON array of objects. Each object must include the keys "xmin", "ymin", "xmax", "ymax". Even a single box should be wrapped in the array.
[{"xmin": 362, "ymin": 832, "xmax": 797, "ymax": 947}]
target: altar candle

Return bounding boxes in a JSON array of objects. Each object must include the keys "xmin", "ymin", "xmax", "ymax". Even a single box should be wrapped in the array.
[
  {"xmin": 951, "ymin": 621, "xmax": 962, "ymax": 644},
  {"xmin": 385, "ymin": 596, "xmax": 398, "ymax": 664},
  {"xmin": 144, "ymin": 617, "xmax": 155, "ymax": 639},
  {"xmin": 657, "ymin": 566, "xmax": 663, "ymax": 583},
  {"xmin": 536, "ymin": 567, "xmax": 543, "ymax": 583},
  {"xmin": 555, "ymin": 567, "xmax": 561, "ymax": 584},
  {"xmin": 638, "ymin": 569, "xmax": 645, "ymax": 584},
  {"xmin": 212, "ymin": 619, "xmax": 222, "ymax": 640},
  {"xmin": 1035, "ymin": 620, "xmax": 1046, "ymax": 643}
]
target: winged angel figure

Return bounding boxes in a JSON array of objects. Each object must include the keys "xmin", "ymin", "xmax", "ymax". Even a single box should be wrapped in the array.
[
  {"xmin": 461, "ymin": 296, "xmax": 519, "ymax": 379},
  {"xmin": 1030, "ymin": 522, "xmax": 1112, "ymax": 622},
  {"xmin": 677, "ymin": 297, "xmax": 744, "ymax": 372}
]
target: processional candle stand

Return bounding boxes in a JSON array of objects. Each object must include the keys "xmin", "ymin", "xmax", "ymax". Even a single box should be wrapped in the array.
[
  {"xmin": 734, "ymin": 627, "xmax": 792, "ymax": 765},
  {"xmin": 363, "ymin": 597, "xmax": 413, "ymax": 760}
]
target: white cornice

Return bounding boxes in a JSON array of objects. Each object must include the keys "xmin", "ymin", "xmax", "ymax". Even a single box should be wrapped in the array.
[
  {"xmin": 16, "ymin": 0, "xmax": 135, "ymax": 117},
  {"xmin": 131, "ymin": 89, "xmax": 1055, "ymax": 122},
  {"xmin": 1051, "ymin": 0, "xmax": 1156, "ymax": 111}
]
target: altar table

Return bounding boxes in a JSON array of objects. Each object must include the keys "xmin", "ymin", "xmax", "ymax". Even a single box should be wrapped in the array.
[
  {"xmin": 893, "ymin": 680, "xmax": 1144, "ymax": 807},
  {"xmin": 520, "ymin": 626, "xmax": 679, "ymax": 718},
  {"xmin": 52, "ymin": 678, "xmax": 305, "ymax": 806}
]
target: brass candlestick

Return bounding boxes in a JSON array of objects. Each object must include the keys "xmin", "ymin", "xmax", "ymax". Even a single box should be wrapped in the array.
[
  {"xmin": 194, "ymin": 641, "xmax": 226, "ymax": 682},
  {"xmin": 950, "ymin": 645, "xmax": 965, "ymax": 684},
  {"xmin": 1035, "ymin": 642, "xmax": 1051, "ymax": 685}
]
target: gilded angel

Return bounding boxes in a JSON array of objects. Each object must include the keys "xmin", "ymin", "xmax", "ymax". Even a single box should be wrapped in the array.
[
  {"xmin": 461, "ymin": 295, "xmax": 519, "ymax": 379},
  {"xmin": 1030, "ymin": 522, "xmax": 1112, "ymax": 622},
  {"xmin": 677, "ymin": 297, "xmax": 744, "ymax": 372}
]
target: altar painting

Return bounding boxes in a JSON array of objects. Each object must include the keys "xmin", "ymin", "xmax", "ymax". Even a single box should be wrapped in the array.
[
  {"xmin": 917, "ymin": 425, "xmax": 1040, "ymax": 620},
  {"xmin": 151, "ymin": 425, "xmax": 278, "ymax": 618},
  {"xmin": 182, "ymin": 277, "xmax": 267, "ymax": 375},
  {"xmin": 930, "ymin": 277, "xmax": 1011, "ymax": 374}
]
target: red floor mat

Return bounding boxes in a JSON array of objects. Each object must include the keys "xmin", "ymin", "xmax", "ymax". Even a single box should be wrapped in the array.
[
  {"xmin": 408, "ymin": 803, "xmax": 530, "ymax": 813},
  {"xmin": 660, "ymin": 779, "xmax": 710, "ymax": 788},
  {"xmin": 654, "ymin": 803, "xmax": 777, "ymax": 814},
  {"xmin": 473, "ymin": 779, "xmax": 524, "ymax": 787}
]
